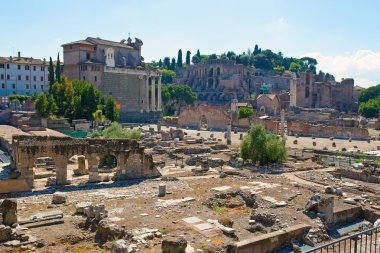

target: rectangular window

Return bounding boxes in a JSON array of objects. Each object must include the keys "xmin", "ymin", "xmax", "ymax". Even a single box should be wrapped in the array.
[
  {"xmin": 95, "ymin": 76, "xmax": 97, "ymax": 82},
  {"xmin": 18, "ymin": 75, "xmax": 21, "ymax": 80},
  {"xmin": 0, "ymin": 64, "xmax": 4, "ymax": 68},
  {"xmin": 0, "ymin": 74, "xmax": 3, "ymax": 80},
  {"xmin": 7, "ymin": 75, "xmax": 10, "ymax": 80},
  {"xmin": 26, "ymin": 84, "xmax": 29, "ymax": 89},
  {"xmin": 6, "ymin": 64, "xmax": 9, "ymax": 69},
  {"xmin": 12, "ymin": 84, "xmax": 15, "ymax": 89},
  {"xmin": 41, "ymin": 85, "xmax": 44, "ymax": 90},
  {"xmin": 33, "ymin": 66, "xmax": 36, "ymax": 71},
  {"xmin": 83, "ymin": 76, "xmax": 86, "ymax": 80},
  {"xmin": 25, "ymin": 65, "xmax": 30, "ymax": 70},
  {"xmin": 18, "ymin": 65, "xmax": 21, "ymax": 70},
  {"xmin": 40, "ymin": 76, "xmax": 43, "ymax": 81},
  {"xmin": 33, "ymin": 76, "xmax": 36, "ymax": 81},
  {"xmin": 26, "ymin": 76, "xmax": 29, "ymax": 81},
  {"xmin": 1, "ymin": 84, "xmax": 4, "ymax": 89},
  {"xmin": 41, "ymin": 66, "xmax": 45, "ymax": 71},
  {"xmin": 33, "ymin": 85, "xmax": 36, "ymax": 90}
]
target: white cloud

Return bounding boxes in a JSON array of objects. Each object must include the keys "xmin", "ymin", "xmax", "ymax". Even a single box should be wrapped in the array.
[{"xmin": 302, "ymin": 50, "xmax": 380, "ymax": 88}]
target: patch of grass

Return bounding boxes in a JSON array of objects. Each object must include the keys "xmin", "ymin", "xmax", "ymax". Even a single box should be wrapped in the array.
[{"xmin": 211, "ymin": 203, "xmax": 229, "ymax": 214}]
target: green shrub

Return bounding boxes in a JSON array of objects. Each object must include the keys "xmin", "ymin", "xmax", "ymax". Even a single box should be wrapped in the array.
[
  {"xmin": 240, "ymin": 125, "xmax": 286, "ymax": 165},
  {"xmin": 102, "ymin": 122, "xmax": 141, "ymax": 139}
]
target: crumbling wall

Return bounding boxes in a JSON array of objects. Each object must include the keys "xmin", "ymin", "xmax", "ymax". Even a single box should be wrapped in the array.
[
  {"xmin": 178, "ymin": 104, "xmax": 229, "ymax": 130},
  {"xmin": 252, "ymin": 118, "xmax": 280, "ymax": 134},
  {"xmin": 287, "ymin": 121, "xmax": 369, "ymax": 139}
]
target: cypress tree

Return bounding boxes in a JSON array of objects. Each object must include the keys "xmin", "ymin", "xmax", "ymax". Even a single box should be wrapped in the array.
[
  {"xmin": 196, "ymin": 49, "xmax": 201, "ymax": 58},
  {"xmin": 177, "ymin": 49, "xmax": 183, "ymax": 68},
  {"xmin": 186, "ymin": 51, "xmax": 191, "ymax": 65},
  {"xmin": 158, "ymin": 59, "xmax": 163, "ymax": 68},
  {"xmin": 55, "ymin": 53, "xmax": 61, "ymax": 82},
  {"xmin": 170, "ymin": 58, "xmax": 176, "ymax": 71},
  {"xmin": 48, "ymin": 57, "xmax": 55, "ymax": 92}
]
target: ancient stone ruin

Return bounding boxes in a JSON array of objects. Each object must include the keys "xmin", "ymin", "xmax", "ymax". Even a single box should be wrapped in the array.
[{"xmin": 10, "ymin": 135, "xmax": 160, "ymax": 191}]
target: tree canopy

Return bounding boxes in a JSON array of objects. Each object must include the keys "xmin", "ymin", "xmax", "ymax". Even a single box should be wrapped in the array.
[
  {"xmin": 238, "ymin": 107, "xmax": 254, "ymax": 119},
  {"xmin": 358, "ymin": 85, "xmax": 380, "ymax": 118},
  {"xmin": 152, "ymin": 44, "xmax": 320, "ymax": 76},
  {"xmin": 49, "ymin": 76, "xmax": 118, "ymax": 122},
  {"xmin": 240, "ymin": 125, "xmax": 286, "ymax": 165}
]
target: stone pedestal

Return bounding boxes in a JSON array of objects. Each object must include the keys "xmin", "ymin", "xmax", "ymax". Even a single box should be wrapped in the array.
[{"xmin": 158, "ymin": 184, "xmax": 166, "ymax": 197}]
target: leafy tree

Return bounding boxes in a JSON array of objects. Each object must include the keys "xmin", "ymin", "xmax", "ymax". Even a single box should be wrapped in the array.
[
  {"xmin": 238, "ymin": 107, "xmax": 254, "ymax": 119},
  {"xmin": 186, "ymin": 50, "xmax": 191, "ymax": 65},
  {"xmin": 105, "ymin": 97, "xmax": 119, "ymax": 122},
  {"xmin": 55, "ymin": 53, "xmax": 61, "ymax": 82},
  {"xmin": 192, "ymin": 54, "xmax": 201, "ymax": 64},
  {"xmin": 226, "ymin": 51, "xmax": 236, "ymax": 60},
  {"xmin": 35, "ymin": 93, "xmax": 49, "ymax": 116},
  {"xmin": 358, "ymin": 98, "xmax": 379, "ymax": 118},
  {"xmin": 253, "ymin": 53, "xmax": 273, "ymax": 69},
  {"xmin": 9, "ymin": 95, "xmax": 30, "ymax": 103},
  {"xmin": 358, "ymin": 85, "xmax": 380, "ymax": 104},
  {"xmin": 240, "ymin": 54, "xmax": 250, "ymax": 66},
  {"xmin": 47, "ymin": 95, "xmax": 58, "ymax": 114},
  {"xmin": 177, "ymin": 49, "xmax": 183, "ymax": 68},
  {"xmin": 159, "ymin": 69, "xmax": 176, "ymax": 84},
  {"xmin": 273, "ymin": 65, "xmax": 285, "ymax": 72},
  {"xmin": 163, "ymin": 57, "xmax": 171, "ymax": 69},
  {"xmin": 161, "ymin": 85, "xmax": 196, "ymax": 115},
  {"xmin": 200, "ymin": 55, "xmax": 209, "ymax": 62},
  {"xmin": 209, "ymin": 54, "xmax": 218, "ymax": 60},
  {"xmin": 170, "ymin": 58, "xmax": 176, "ymax": 71},
  {"xmin": 289, "ymin": 62, "xmax": 301, "ymax": 73},
  {"xmin": 48, "ymin": 57, "xmax": 55, "ymax": 91},
  {"xmin": 240, "ymin": 125, "xmax": 286, "ymax": 165}
]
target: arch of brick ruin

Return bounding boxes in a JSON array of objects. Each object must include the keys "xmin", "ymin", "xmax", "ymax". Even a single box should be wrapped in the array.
[{"xmin": 11, "ymin": 135, "xmax": 160, "ymax": 189}]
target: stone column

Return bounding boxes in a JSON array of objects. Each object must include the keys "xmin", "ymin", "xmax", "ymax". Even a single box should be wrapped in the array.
[
  {"xmin": 146, "ymin": 76, "xmax": 150, "ymax": 111},
  {"xmin": 157, "ymin": 76, "xmax": 162, "ymax": 111},
  {"xmin": 280, "ymin": 109, "xmax": 285, "ymax": 138},
  {"xmin": 151, "ymin": 77, "xmax": 156, "ymax": 111}
]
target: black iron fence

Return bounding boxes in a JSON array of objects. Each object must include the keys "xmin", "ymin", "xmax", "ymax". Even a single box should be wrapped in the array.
[{"xmin": 304, "ymin": 226, "xmax": 380, "ymax": 253}]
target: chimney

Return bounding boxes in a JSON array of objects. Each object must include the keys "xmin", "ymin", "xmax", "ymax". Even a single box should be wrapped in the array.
[{"xmin": 18, "ymin": 51, "xmax": 21, "ymax": 58}]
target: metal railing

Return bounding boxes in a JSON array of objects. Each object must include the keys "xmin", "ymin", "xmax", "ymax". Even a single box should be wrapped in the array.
[{"xmin": 304, "ymin": 226, "xmax": 380, "ymax": 253}]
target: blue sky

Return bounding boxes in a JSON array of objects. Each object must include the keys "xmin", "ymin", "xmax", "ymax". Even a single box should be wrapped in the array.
[{"xmin": 2, "ymin": 0, "xmax": 380, "ymax": 87}]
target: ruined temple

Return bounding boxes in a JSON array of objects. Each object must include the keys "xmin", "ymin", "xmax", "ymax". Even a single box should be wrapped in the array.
[
  {"xmin": 290, "ymin": 72, "xmax": 356, "ymax": 112},
  {"xmin": 9, "ymin": 135, "xmax": 160, "ymax": 191},
  {"xmin": 175, "ymin": 59, "xmax": 292, "ymax": 104}
]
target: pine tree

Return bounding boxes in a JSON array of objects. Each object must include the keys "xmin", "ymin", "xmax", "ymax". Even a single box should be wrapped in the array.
[
  {"xmin": 163, "ymin": 57, "xmax": 171, "ymax": 69},
  {"xmin": 170, "ymin": 58, "xmax": 176, "ymax": 71},
  {"xmin": 186, "ymin": 51, "xmax": 191, "ymax": 65},
  {"xmin": 55, "ymin": 53, "xmax": 61, "ymax": 82},
  {"xmin": 48, "ymin": 57, "xmax": 55, "ymax": 92},
  {"xmin": 177, "ymin": 49, "xmax": 183, "ymax": 68}
]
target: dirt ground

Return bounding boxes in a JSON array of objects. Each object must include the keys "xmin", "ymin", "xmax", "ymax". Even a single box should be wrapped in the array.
[{"xmin": 1, "ymin": 125, "xmax": 380, "ymax": 252}]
